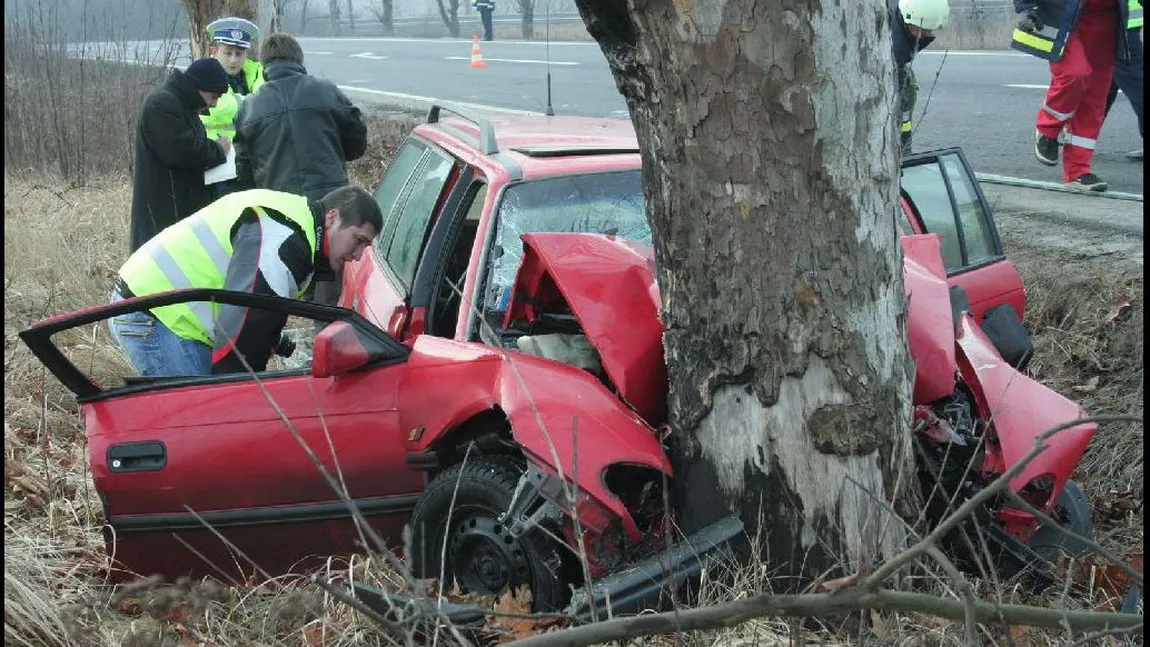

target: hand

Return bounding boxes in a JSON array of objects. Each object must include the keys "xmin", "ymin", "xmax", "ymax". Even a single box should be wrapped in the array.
[
  {"xmin": 217, "ymin": 136, "xmax": 232, "ymax": 156},
  {"xmin": 275, "ymin": 334, "xmax": 296, "ymax": 358},
  {"xmin": 1016, "ymin": 9, "xmax": 1043, "ymax": 32}
]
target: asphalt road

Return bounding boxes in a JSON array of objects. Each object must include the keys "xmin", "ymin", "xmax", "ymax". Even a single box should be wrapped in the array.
[{"xmin": 91, "ymin": 36, "xmax": 1144, "ymax": 194}]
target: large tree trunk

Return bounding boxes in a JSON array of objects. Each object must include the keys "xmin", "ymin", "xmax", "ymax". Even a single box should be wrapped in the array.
[
  {"xmin": 182, "ymin": 0, "xmax": 258, "ymax": 58},
  {"xmin": 346, "ymin": 0, "xmax": 354, "ymax": 33},
  {"xmin": 573, "ymin": 0, "xmax": 918, "ymax": 587},
  {"xmin": 379, "ymin": 0, "xmax": 394, "ymax": 35}
]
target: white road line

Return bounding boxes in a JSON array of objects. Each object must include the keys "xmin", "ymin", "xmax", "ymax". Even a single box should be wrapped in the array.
[
  {"xmin": 444, "ymin": 55, "xmax": 579, "ymax": 65},
  {"xmin": 305, "ymin": 50, "xmax": 334, "ymax": 55},
  {"xmin": 348, "ymin": 79, "xmax": 373, "ymax": 83},
  {"xmin": 351, "ymin": 52, "xmax": 389, "ymax": 59},
  {"xmin": 337, "ymin": 85, "xmax": 541, "ymax": 115},
  {"xmin": 1004, "ymin": 83, "xmax": 1050, "ymax": 89}
]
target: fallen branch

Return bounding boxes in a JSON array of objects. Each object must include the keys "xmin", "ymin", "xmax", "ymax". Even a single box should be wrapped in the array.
[{"xmin": 503, "ymin": 587, "xmax": 1143, "ymax": 647}]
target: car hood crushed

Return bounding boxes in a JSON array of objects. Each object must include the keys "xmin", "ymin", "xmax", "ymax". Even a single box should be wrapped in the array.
[{"xmin": 505, "ymin": 233, "xmax": 668, "ymax": 424}]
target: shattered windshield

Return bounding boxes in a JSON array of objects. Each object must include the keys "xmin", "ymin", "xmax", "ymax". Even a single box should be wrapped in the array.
[{"xmin": 482, "ymin": 169, "xmax": 651, "ymax": 312}]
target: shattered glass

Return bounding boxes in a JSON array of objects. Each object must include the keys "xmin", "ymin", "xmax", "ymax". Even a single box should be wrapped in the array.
[{"xmin": 483, "ymin": 170, "xmax": 651, "ymax": 312}]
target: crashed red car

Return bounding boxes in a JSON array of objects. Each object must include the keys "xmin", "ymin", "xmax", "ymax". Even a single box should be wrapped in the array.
[{"xmin": 21, "ymin": 104, "xmax": 1094, "ymax": 617}]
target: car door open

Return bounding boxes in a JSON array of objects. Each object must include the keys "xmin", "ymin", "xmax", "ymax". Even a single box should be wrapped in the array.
[{"xmin": 19, "ymin": 288, "xmax": 423, "ymax": 581}]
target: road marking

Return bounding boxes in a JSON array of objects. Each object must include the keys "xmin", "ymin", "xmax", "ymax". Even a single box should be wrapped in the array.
[
  {"xmin": 305, "ymin": 50, "xmax": 333, "ymax": 55},
  {"xmin": 337, "ymin": 85, "xmax": 542, "ymax": 115},
  {"xmin": 444, "ymin": 56, "xmax": 578, "ymax": 65},
  {"xmin": 351, "ymin": 52, "xmax": 389, "ymax": 59},
  {"xmin": 1004, "ymin": 83, "xmax": 1050, "ymax": 89},
  {"xmin": 348, "ymin": 79, "xmax": 373, "ymax": 83}
]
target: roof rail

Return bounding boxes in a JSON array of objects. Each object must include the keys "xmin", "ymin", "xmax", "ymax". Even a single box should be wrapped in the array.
[{"xmin": 427, "ymin": 101, "xmax": 500, "ymax": 155}]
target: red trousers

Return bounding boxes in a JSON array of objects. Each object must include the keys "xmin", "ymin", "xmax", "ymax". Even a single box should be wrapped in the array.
[{"xmin": 1036, "ymin": 0, "xmax": 1118, "ymax": 181}]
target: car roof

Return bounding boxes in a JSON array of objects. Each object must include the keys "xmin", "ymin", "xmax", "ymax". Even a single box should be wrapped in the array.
[{"xmin": 414, "ymin": 106, "xmax": 642, "ymax": 180}]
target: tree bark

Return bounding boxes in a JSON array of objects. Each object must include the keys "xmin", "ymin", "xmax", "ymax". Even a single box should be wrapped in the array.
[
  {"xmin": 346, "ymin": 0, "xmax": 354, "ymax": 33},
  {"xmin": 572, "ymin": 0, "xmax": 917, "ymax": 587},
  {"xmin": 436, "ymin": 0, "xmax": 461, "ymax": 38},
  {"xmin": 519, "ymin": 0, "xmax": 535, "ymax": 40},
  {"xmin": 328, "ymin": 0, "xmax": 341, "ymax": 35},
  {"xmin": 380, "ymin": 0, "xmax": 394, "ymax": 35},
  {"xmin": 182, "ymin": 0, "xmax": 258, "ymax": 58}
]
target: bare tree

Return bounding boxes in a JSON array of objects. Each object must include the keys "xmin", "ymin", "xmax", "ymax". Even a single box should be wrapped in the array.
[
  {"xmin": 436, "ymin": 0, "xmax": 461, "ymax": 38},
  {"xmin": 345, "ymin": 0, "xmax": 354, "ymax": 33},
  {"xmin": 298, "ymin": 0, "xmax": 310, "ymax": 33},
  {"xmin": 369, "ymin": 0, "xmax": 395, "ymax": 35},
  {"xmin": 328, "ymin": 0, "xmax": 341, "ymax": 35},
  {"xmin": 181, "ymin": 0, "xmax": 258, "ymax": 58},
  {"xmin": 572, "ymin": 0, "xmax": 916, "ymax": 584},
  {"xmin": 270, "ymin": 0, "xmax": 293, "ymax": 33},
  {"xmin": 519, "ymin": 0, "xmax": 534, "ymax": 39}
]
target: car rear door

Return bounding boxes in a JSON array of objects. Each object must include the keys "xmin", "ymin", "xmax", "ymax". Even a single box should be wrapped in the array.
[
  {"xmin": 19, "ymin": 289, "xmax": 424, "ymax": 582},
  {"xmin": 900, "ymin": 148, "xmax": 1026, "ymax": 320}
]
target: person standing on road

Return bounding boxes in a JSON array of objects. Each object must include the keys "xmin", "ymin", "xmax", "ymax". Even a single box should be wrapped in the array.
[
  {"xmin": 201, "ymin": 16, "xmax": 266, "ymax": 196},
  {"xmin": 129, "ymin": 57, "xmax": 231, "ymax": 253},
  {"xmin": 1013, "ymin": 0, "xmax": 1137, "ymax": 191},
  {"xmin": 1103, "ymin": 0, "xmax": 1143, "ymax": 161},
  {"xmin": 233, "ymin": 33, "xmax": 368, "ymax": 306},
  {"xmin": 891, "ymin": 0, "xmax": 951, "ymax": 156},
  {"xmin": 474, "ymin": 0, "xmax": 495, "ymax": 41},
  {"xmin": 109, "ymin": 186, "xmax": 383, "ymax": 377}
]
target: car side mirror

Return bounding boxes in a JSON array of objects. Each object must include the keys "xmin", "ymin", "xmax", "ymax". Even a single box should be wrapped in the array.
[{"xmin": 311, "ymin": 321, "xmax": 371, "ymax": 378}]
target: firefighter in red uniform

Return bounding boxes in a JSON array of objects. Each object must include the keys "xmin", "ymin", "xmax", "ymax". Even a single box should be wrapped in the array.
[{"xmin": 1012, "ymin": 0, "xmax": 1137, "ymax": 191}]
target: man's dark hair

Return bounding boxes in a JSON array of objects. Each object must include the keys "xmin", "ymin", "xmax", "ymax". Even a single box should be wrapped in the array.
[
  {"xmin": 260, "ymin": 33, "xmax": 304, "ymax": 66},
  {"xmin": 320, "ymin": 185, "xmax": 384, "ymax": 233}
]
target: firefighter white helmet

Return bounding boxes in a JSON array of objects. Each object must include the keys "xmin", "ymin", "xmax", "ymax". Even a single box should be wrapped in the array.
[{"xmin": 899, "ymin": 0, "xmax": 950, "ymax": 31}]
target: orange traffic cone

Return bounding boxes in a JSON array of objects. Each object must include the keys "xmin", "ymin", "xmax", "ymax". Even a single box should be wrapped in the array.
[{"xmin": 470, "ymin": 35, "xmax": 486, "ymax": 68}]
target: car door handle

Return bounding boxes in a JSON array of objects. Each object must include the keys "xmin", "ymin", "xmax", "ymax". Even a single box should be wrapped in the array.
[{"xmin": 107, "ymin": 441, "xmax": 167, "ymax": 473}]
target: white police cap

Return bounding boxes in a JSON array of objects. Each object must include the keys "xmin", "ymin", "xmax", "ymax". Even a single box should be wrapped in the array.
[{"xmin": 207, "ymin": 17, "xmax": 259, "ymax": 49}]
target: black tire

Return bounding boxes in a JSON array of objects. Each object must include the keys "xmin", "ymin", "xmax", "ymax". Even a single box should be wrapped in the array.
[
  {"xmin": 1028, "ymin": 479, "xmax": 1095, "ymax": 566},
  {"xmin": 409, "ymin": 456, "xmax": 572, "ymax": 611}
]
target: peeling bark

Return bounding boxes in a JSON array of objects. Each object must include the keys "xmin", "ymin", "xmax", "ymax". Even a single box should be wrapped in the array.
[{"xmin": 574, "ymin": 0, "xmax": 917, "ymax": 585}]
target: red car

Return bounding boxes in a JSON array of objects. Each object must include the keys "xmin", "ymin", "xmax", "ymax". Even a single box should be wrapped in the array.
[{"xmin": 21, "ymin": 104, "xmax": 1092, "ymax": 616}]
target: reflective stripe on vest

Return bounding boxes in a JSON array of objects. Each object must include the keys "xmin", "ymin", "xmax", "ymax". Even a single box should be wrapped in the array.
[
  {"xmin": 119, "ymin": 189, "xmax": 316, "ymax": 345},
  {"xmin": 1016, "ymin": 22, "xmax": 1058, "ymax": 59},
  {"xmin": 1129, "ymin": 0, "xmax": 1143, "ymax": 29}
]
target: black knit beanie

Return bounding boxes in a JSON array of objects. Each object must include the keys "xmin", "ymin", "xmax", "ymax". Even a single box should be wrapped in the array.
[{"xmin": 184, "ymin": 57, "xmax": 229, "ymax": 94}]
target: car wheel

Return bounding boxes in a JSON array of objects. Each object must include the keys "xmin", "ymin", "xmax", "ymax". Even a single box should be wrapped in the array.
[
  {"xmin": 1027, "ymin": 479, "xmax": 1095, "ymax": 566},
  {"xmin": 409, "ymin": 456, "xmax": 572, "ymax": 611}
]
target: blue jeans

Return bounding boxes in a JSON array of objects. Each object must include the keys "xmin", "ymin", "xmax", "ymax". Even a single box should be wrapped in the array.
[
  {"xmin": 108, "ymin": 289, "xmax": 212, "ymax": 377},
  {"xmin": 480, "ymin": 9, "xmax": 493, "ymax": 41},
  {"xmin": 1106, "ymin": 30, "xmax": 1144, "ymax": 139}
]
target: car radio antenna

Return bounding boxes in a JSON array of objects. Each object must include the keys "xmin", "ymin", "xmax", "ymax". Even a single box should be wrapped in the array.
[{"xmin": 544, "ymin": 0, "xmax": 555, "ymax": 116}]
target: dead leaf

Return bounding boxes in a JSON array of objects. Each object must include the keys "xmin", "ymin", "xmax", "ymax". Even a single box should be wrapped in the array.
[
  {"xmin": 302, "ymin": 625, "xmax": 326, "ymax": 647},
  {"xmin": 1008, "ymin": 624, "xmax": 1033, "ymax": 646},
  {"xmin": 1105, "ymin": 294, "xmax": 1132, "ymax": 324},
  {"xmin": 817, "ymin": 571, "xmax": 866, "ymax": 593},
  {"xmin": 795, "ymin": 279, "xmax": 820, "ymax": 307},
  {"xmin": 490, "ymin": 585, "xmax": 539, "ymax": 643},
  {"xmin": 869, "ymin": 610, "xmax": 893, "ymax": 641},
  {"xmin": 1072, "ymin": 376, "xmax": 1099, "ymax": 393}
]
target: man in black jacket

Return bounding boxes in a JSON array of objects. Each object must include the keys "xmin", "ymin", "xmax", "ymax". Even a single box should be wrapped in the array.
[
  {"xmin": 129, "ymin": 58, "xmax": 232, "ymax": 252},
  {"xmin": 234, "ymin": 33, "xmax": 369, "ymax": 306},
  {"xmin": 233, "ymin": 33, "xmax": 368, "ymax": 201}
]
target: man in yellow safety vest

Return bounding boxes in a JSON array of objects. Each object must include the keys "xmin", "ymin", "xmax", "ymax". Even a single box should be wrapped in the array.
[{"xmin": 108, "ymin": 186, "xmax": 382, "ymax": 376}]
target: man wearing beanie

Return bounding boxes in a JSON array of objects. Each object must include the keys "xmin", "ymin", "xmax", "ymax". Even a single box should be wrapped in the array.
[{"xmin": 128, "ymin": 57, "xmax": 232, "ymax": 252}]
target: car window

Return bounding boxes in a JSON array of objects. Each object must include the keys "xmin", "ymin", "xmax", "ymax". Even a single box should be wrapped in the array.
[
  {"xmin": 482, "ymin": 170, "xmax": 651, "ymax": 313},
  {"xmin": 384, "ymin": 150, "xmax": 455, "ymax": 292},
  {"xmin": 900, "ymin": 160, "xmax": 964, "ymax": 269},
  {"xmin": 941, "ymin": 153, "xmax": 998, "ymax": 266},
  {"xmin": 372, "ymin": 141, "xmax": 426, "ymax": 257}
]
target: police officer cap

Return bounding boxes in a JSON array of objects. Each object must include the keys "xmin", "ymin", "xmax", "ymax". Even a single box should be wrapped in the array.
[{"xmin": 207, "ymin": 17, "xmax": 259, "ymax": 49}]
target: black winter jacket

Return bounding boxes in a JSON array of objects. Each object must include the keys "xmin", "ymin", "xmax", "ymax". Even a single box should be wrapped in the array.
[
  {"xmin": 233, "ymin": 60, "xmax": 368, "ymax": 201},
  {"xmin": 129, "ymin": 69, "xmax": 227, "ymax": 253}
]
